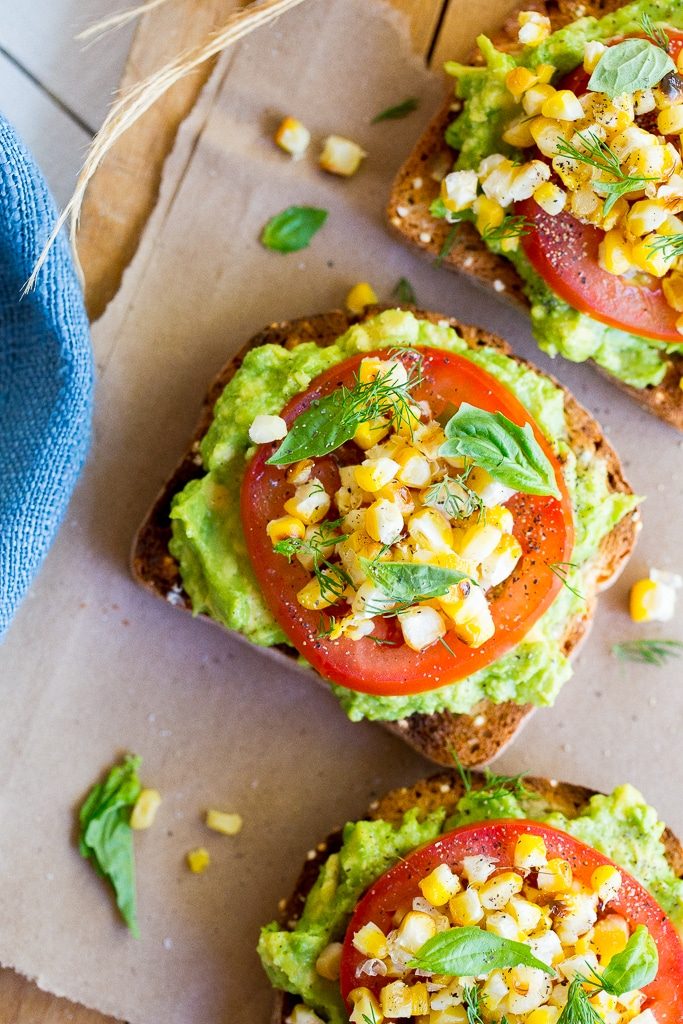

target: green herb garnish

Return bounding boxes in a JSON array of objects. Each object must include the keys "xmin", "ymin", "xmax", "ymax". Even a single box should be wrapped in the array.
[
  {"xmin": 462, "ymin": 985, "xmax": 485, "ymax": 1024},
  {"xmin": 360, "ymin": 558, "xmax": 474, "ymax": 607},
  {"xmin": 647, "ymin": 232, "xmax": 683, "ymax": 260},
  {"xmin": 453, "ymin": 752, "xmax": 530, "ymax": 804},
  {"xmin": 274, "ymin": 521, "xmax": 351, "ymax": 603},
  {"xmin": 548, "ymin": 561, "xmax": 584, "ymax": 600},
  {"xmin": 579, "ymin": 926, "xmax": 658, "ymax": 996},
  {"xmin": 440, "ymin": 404, "xmax": 560, "ymax": 498},
  {"xmin": 557, "ymin": 979, "xmax": 604, "ymax": 1024},
  {"xmin": 261, "ymin": 205, "xmax": 328, "ymax": 253},
  {"xmin": 409, "ymin": 925, "xmax": 555, "ymax": 976},
  {"xmin": 372, "ymin": 97, "xmax": 419, "ymax": 123},
  {"xmin": 482, "ymin": 214, "xmax": 533, "ymax": 243},
  {"xmin": 555, "ymin": 132, "xmax": 656, "ymax": 216},
  {"xmin": 391, "ymin": 276, "xmax": 417, "ymax": 305},
  {"xmin": 78, "ymin": 754, "xmax": 142, "ymax": 937},
  {"xmin": 640, "ymin": 12, "xmax": 671, "ymax": 53},
  {"xmin": 612, "ymin": 638, "xmax": 683, "ymax": 666},
  {"xmin": 423, "ymin": 468, "xmax": 486, "ymax": 522},
  {"xmin": 588, "ymin": 37, "xmax": 675, "ymax": 97}
]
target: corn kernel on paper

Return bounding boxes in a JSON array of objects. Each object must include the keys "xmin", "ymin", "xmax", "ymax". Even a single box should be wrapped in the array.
[{"xmin": 0, "ymin": 1, "xmax": 682, "ymax": 1022}]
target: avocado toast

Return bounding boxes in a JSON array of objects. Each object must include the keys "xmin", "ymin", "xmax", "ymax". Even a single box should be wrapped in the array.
[
  {"xmin": 387, "ymin": 0, "xmax": 683, "ymax": 429},
  {"xmin": 132, "ymin": 306, "xmax": 638, "ymax": 766},
  {"xmin": 261, "ymin": 770, "xmax": 683, "ymax": 1024}
]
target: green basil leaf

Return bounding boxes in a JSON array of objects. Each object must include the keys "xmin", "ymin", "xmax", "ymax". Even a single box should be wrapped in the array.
[
  {"xmin": 391, "ymin": 277, "xmax": 417, "ymax": 305},
  {"xmin": 266, "ymin": 390, "xmax": 355, "ymax": 465},
  {"xmin": 599, "ymin": 925, "xmax": 658, "ymax": 995},
  {"xmin": 409, "ymin": 925, "xmax": 555, "ymax": 976},
  {"xmin": 588, "ymin": 38, "xmax": 674, "ymax": 98},
  {"xmin": 78, "ymin": 754, "xmax": 142, "ymax": 937},
  {"xmin": 261, "ymin": 206, "xmax": 328, "ymax": 253},
  {"xmin": 360, "ymin": 558, "xmax": 474, "ymax": 604},
  {"xmin": 440, "ymin": 404, "xmax": 560, "ymax": 498},
  {"xmin": 372, "ymin": 96, "xmax": 419, "ymax": 123}
]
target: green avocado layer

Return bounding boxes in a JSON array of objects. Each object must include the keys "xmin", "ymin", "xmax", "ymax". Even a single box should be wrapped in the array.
[
  {"xmin": 258, "ymin": 784, "xmax": 683, "ymax": 1024},
  {"xmin": 170, "ymin": 310, "xmax": 637, "ymax": 720},
  {"xmin": 443, "ymin": 0, "xmax": 683, "ymax": 389}
]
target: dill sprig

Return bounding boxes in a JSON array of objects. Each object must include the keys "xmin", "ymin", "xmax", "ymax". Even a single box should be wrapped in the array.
[
  {"xmin": 646, "ymin": 232, "xmax": 683, "ymax": 260},
  {"xmin": 274, "ymin": 520, "xmax": 351, "ymax": 603},
  {"xmin": 423, "ymin": 468, "xmax": 486, "ymax": 522},
  {"xmin": 640, "ymin": 12, "xmax": 670, "ymax": 52},
  {"xmin": 451, "ymin": 752, "xmax": 530, "ymax": 803},
  {"xmin": 548, "ymin": 561, "xmax": 585, "ymax": 600},
  {"xmin": 462, "ymin": 985, "xmax": 485, "ymax": 1024},
  {"xmin": 555, "ymin": 131, "xmax": 655, "ymax": 215},
  {"xmin": 612, "ymin": 638, "xmax": 683, "ymax": 666},
  {"xmin": 557, "ymin": 978, "xmax": 604, "ymax": 1024},
  {"xmin": 344, "ymin": 361, "xmax": 423, "ymax": 436},
  {"xmin": 482, "ymin": 214, "xmax": 533, "ymax": 243}
]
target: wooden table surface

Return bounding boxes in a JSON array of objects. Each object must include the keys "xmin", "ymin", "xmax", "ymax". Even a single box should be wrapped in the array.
[{"xmin": 0, "ymin": 0, "xmax": 481, "ymax": 1019}]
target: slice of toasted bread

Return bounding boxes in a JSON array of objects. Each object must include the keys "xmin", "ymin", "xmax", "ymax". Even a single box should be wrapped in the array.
[
  {"xmin": 271, "ymin": 769, "xmax": 683, "ymax": 1024},
  {"xmin": 387, "ymin": 0, "xmax": 683, "ymax": 430},
  {"xmin": 131, "ymin": 306, "xmax": 638, "ymax": 766}
]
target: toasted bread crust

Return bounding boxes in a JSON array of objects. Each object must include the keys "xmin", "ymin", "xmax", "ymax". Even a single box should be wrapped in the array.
[
  {"xmin": 131, "ymin": 306, "xmax": 638, "ymax": 766},
  {"xmin": 386, "ymin": 0, "xmax": 683, "ymax": 430},
  {"xmin": 271, "ymin": 770, "xmax": 683, "ymax": 1023}
]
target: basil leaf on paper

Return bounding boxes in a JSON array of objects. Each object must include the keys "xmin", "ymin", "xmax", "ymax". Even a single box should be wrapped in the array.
[
  {"xmin": 261, "ymin": 206, "xmax": 328, "ymax": 253},
  {"xmin": 588, "ymin": 38, "xmax": 674, "ymax": 98},
  {"xmin": 372, "ymin": 97, "xmax": 419, "ymax": 123},
  {"xmin": 598, "ymin": 925, "xmax": 658, "ymax": 995},
  {"xmin": 439, "ymin": 404, "xmax": 560, "ymax": 498},
  {"xmin": 409, "ymin": 925, "xmax": 555, "ymax": 976},
  {"xmin": 360, "ymin": 559, "xmax": 474, "ymax": 605},
  {"xmin": 78, "ymin": 754, "xmax": 142, "ymax": 937}
]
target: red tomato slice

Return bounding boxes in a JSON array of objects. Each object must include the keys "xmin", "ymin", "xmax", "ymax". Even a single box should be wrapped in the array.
[
  {"xmin": 519, "ymin": 31, "xmax": 683, "ymax": 343},
  {"xmin": 241, "ymin": 347, "xmax": 573, "ymax": 697},
  {"xmin": 340, "ymin": 819, "xmax": 683, "ymax": 1021}
]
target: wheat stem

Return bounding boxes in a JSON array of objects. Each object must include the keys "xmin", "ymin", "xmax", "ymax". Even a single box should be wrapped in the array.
[{"xmin": 76, "ymin": 0, "xmax": 174, "ymax": 45}]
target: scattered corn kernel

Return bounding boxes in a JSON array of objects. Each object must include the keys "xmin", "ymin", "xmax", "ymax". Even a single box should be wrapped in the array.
[
  {"xmin": 541, "ymin": 90, "xmax": 584, "ymax": 121},
  {"xmin": 591, "ymin": 865, "xmax": 622, "ymax": 904},
  {"xmin": 533, "ymin": 181, "xmax": 566, "ymax": 216},
  {"xmin": 274, "ymin": 116, "xmax": 310, "ymax": 158},
  {"xmin": 630, "ymin": 577, "xmax": 678, "ymax": 622},
  {"xmin": 130, "ymin": 788, "xmax": 161, "ymax": 831},
  {"xmin": 399, "ymin": 605, "xmax": 447, "ymax": 652},
  {"xmin": 206, "ymin": 809, "xmax": 243, "ymax": 835},
  {"xmin": 518, "ymin": 10, "xmax": 551, "ymax": 45},
  {"xmin": 441, "ymin": 169, "xmax": 479, "ymax": 213},
  {"xmin": 505, "ymin": 66, "xmax": 538, "ymax": 101},
  {"xmin": 346, "ymin": 282, "xmax": 378, "ymax": 315},
  {"xmin": 514, "ymin": 833, "xmax": 547, "ymax": 871},
  {"xmin": 348, "ymin": 988, "xmax": 383, "ymax": 1024},
  {"xmin": 449, "ymin": 887, "xmax": 484, "ymax": 926},
  {"xmin": 591, "ymin": 914, "xmax": 630, "ymax": 963},
  {"xmin": 537, "ymin": 858, "xmax": 573, "ymax": 893},
  {"xmin": 249, "ymin": 413, "xmax": 287, "ymax": 444},
  {"xmin": 187, "ymin": 847, "xmax": 210, "ymax": 873},
  {"xmin": 319, "ymin": 135, "xmax": 366, "ymax": 176}
]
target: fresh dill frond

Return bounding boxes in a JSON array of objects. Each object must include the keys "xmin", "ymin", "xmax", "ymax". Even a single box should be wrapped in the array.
[
  {"xmin": 449, "ymin": 751, "xmax": 529, "ymax": 803},
  {"xmin": 435, "ymin": 223, "xmax": 462, "ymax": 267},
  {"xmin": 612, "ymin": 638, "xmax": 683, "ymax": 666},
  {"xmin": 391, "ymin": 276, "xmax": 417, "ymax": 305},
  {"xmin": 423, "ymin": 468, "xmax": 486, "ymax": 522},
  {"xmin": 646, "ymin": 232, "xmax": 683, "ymax": 260},
  {"xmin": 482, "ymin": 214, "xmax": 533, "ymax": 243},
  {"xmin": 273, "ymin": 522, "xmax": 351, "ymax": 603},
  {"xmin": 640, "ymin": 12, "xmax": 670, "ymax": 52},
  {"xmin": 339, "ymin": 361, "xmax": 423, "ymax": 437},
  {"xmin": 462, "ymin": 985, "xmax": 485, "ymax": 1024},
  {"xmin": 557, "ymin": 978, "xmax": 604, "ymax": 1023},
  {"xmin": 555, "ymin": 132, "xmax": 656, "ymax": 215},
  {"xmin": 548, "ymin": 561, "xmax": 585, "ymax": 600}
]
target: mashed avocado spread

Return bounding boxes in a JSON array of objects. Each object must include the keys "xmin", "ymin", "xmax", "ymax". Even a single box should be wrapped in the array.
[
  {"xmin": 258, "ymin": 784, "xmax": 683, "ymax": 1024},
  {"xmin": 170, "ymin": 310, "xmax": 637, "ymax": 720},
  {"xmin": 442, "ymin": 0, "xmax": 683, "ymax": 388}
]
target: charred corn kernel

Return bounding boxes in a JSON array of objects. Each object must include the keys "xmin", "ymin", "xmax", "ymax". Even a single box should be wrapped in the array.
[
  {"xmin": 365, "ymin": 498, "xmax": 404, "ymax": 545},
  {"xmin": 474, "ymin": 195, "xmax": 505, "ymax": 235},
  {"xmin": 419, "ymin": 863, "xmax": 461, "ymax": 906},
  {"xmin": 287, "ymin": 1006, "xmax": 325, "ymax": 1024},
  {"xmin": 541, "ymin": 90, "xmax": 584, "ymax": 121},
  {"xmin": 354, "ymin": 417, "xmax": 391, "ymax": 450},
  {"xmin": 441, "ymin": 169, "xmax": 478, "ymax": 213},
  {"xmin": 591, "ymin": 865, "xmax": 622, "ymax": 904},
  {"xmin": 399, "ymin": 605, "xmax": 447, "ymax": 652},
  {"xmin": 287, "ymin": 459, "xmax": 314, "ymax": 485},
  {"xmin": 187, "ymin": 847, "xmax": 210, "ymax": 873},
  {"xmin": 352, "ymin": 921, "xmax": 388, "ymax": 958},
  {"xmin": 319, "ymin": 135, "xmax": 366, "ymax": 177},
  {"xmin": 130, "ymin": 788, "xmax": 161, "ymax": 830},
  {"xmin": 408, "ymin": 507, "xmax": 453, "ymax": 553},
  {"xmin": 206, "ymin": 809, "xmax": 243, "ymax": 835},
  {"xmin": 523, "ymin": 84, "xmax": 556, "ymax": 117},
  {"xmin": 297, "ymin": 577, "xmax": 335, "ymax": 611},
  {"xmin": 275, "ymin": 116, "xmax": 310, "ymax": 158},
  {"xmin": 267, "ymin": 515, "xmax": 306, "ymax": 544},
  {"xmin": 348, "ymin": 988, "xmax": 383, "ymax": 1024},
  {"xmin": 533, "ymin": 181, "xmax": 566, "ymax": 215},
  {"xmin": 479, "ymin": 871, "xmax": 524, "ymax": 910},
  {"xmin": 354, "ymin": 457, "xmax": 399, "ymax": 493},
  {"xmin": 526, "ymin": 1007, "xmax": 560, "ymax": 1024},
  {"xmin": 438, "ymin": 579, "xmax": 485, "ymax": 626},
  {"xmin": 315, "ymin": 942, "xmax": 343, "ymax": 980},
  {"xmin": 505, "ymin": 66, "xmax": 538, "ymax": 100},
  {"xmin": 503, "ymin": 116, "xmax": 537, "ymax": 148},
  {"xmin": 487, "ymin": 910, "xmax": 521, "ymax": 940},
  {"xmin": 630, "ymin": 576, "xmax": 677, "ymax": 621},
  {"xmin": 380, "ymin": 982, "xmax": 412, "ymax": 1020},
  {"xmin": 458, "ymin": 521, "xmax": 502, "ymax": 562},
  {"xmin": 506, "ymin": 965, "xmax": 553, "ymax": 1014},
  {"xmin": 537, "ymin": 858, "xmax": 572, "ymax": 893},
  {"xmin": 514, "ymin": 833, "xmax": 547, "ymax": 871},
  {"xmin": 592, "ymin": 914, "xmax": 630, "ymax": 963},
  {"xmin": 658, "ymin": 104, "xmax": 683, "ymax": 136},
  {"xmin": 409, "ymin": 983, "xmax": 429, "ymax": 1016},
  {"xmin": 346, "ymin": 282, "xmax": 378, "ymax": 315},
  {"xmin": 583, "ymin": 39, "xmax": 606, "ymax": 72},
  {"xmin": 509, "ymin": 894, "xmax": 543, "ymax": 931},
  {"xmin": 249, "ymin": 413, "xmax": 287, "ymax": 444},
  {"xmin": 631, "ymin": 235, "xmax": 672, "ymax": 277},
  {"xmin": 530, "ymin": 117, "xmax": 569, "ymax": 158},
  {"xmin": 396, "ymin": 910, "xmax": 437, "ymax": 953},
  {"xmin": 663, "ymin": 272, "xmax": 683, "ymax": 311},
  {"xmin": 449, "ymin": 887, "xmax": 484, "ymax": 925},
  {"xmin": 599, "ymin": 230, "xmax": 633, "ymax": 276},
  {"xmin": 395, "ymin": 447, "xmax": 432, "ymax": 488},
  {"xmin": 627, "ymin": 199, "xmax": 669, "ymax": 237},
  {"xmin": 518, "ymin": 10, "xmax": 551, "ymax": 45}
]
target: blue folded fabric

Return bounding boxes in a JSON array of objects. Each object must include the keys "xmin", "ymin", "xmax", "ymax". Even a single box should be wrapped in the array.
[{"xmin": 0, "ymin": 115, "xmax": 93, "ymax": 638}]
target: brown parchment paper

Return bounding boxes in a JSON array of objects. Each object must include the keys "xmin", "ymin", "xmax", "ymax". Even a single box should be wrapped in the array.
[{"xmin": 0, "ymin": 2, "xmax": 682, "ymax": 1022}]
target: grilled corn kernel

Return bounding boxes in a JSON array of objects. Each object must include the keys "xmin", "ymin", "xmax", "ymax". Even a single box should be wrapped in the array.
[
  {"xmin": 449, "ymin": 887, "xmax": 484, "ymax": 925},
  {"xmin": 287, "ymin": 459, "xmax": 314, "ymax": 485},
  {"xmin": 396, "ymin": 910, "xmax": 437, "ymax": 953},
  {"xmin": 399, "ymin": 605, "xmax": 447, "ymax": 652},
  {"xmin": 319, "ymin": 135, "xmax": 366, "ymax": 177},
  {"xmin": 518, "ymin": 10, "xmax": 551, "ymax": 46},
  {"xmin": 630, "ymin": 577, "xmax": 677, "ymax": 621},
  {"xmin": 354, "ymin": 417, "xmax": 391, "ymax": 450},
  {"xmin": 455, "ymin": 609, "xmax": 495, "ymax": 648},
  {"xmin": 287, "ymin": 1006, "xmax": 325, "ymax": 1024},
  {"xmin": 583, "ymin": 40, "xmax": 606, "ymax": 72},
  {"xmin": 463, "ymin": 854, "xmax": 496, "ymax": 883},
  {"xmin": 267, "ymin": 515, "xmax": 306, "ymax": 544},
  {"xmin": 526, "ymin": 1007, "xmax": 561, "ymax": 1024},
  {"xmin": 591, "ymin": 914, "xmax": 630, "ymax": 963},
  {"xmin": 486, "ymin": 505, "xmax": 514, "ymax": 533},
  {"xmin": 457, "ymin": 521, "xmax": 502, "ymax": 562},
  {"xmin": 355, "ymin": 457, "xmax": 399, "ymax": 493},
  {"xmin": 503, "ymin": 116, "xmax": 536, "ymax": 148},
  {"xmin": 352, "ymin": 921, "xmax": 388, "ymax": 958},
  {"xmin": 441, "ymin": 169, "xmax": 478, "ymax": 213},
  {"xmin": 506, "ymin": 965, "xmax": 553, "ymax": 1014},
  {"xmin": 395, "ymin": 447, "xmax": 431, "ymax": 488},
  {"xmin": 533, "ymin": 181, "xmax": 566, "ymax": 216},
  {"xmin": 537, "ymin": 63, "xmax": 555, "ymax": 83},
  {"xmin": 380, "ymin": 981, "xmax": 413, "ymax": 1019},
  {"xmin": 297, "ymin": 577, "xmax": 336, "ymax": 611},
  {"xmin": 599, "ymin": 230, "xmax": 633, "ymax": 276},
  {"xmin": 249, "ymin": 413, "xmax": 288, "ymax": 444},
  {"xmin": 479, "ymin": 871, "xmax": 524, "ymax": 910},
  {"xmin": 663, "ymin": 272, "xmax": 683, "ymax": 311},
  {"xmin": 206, "ymin": 809, "xmax": 243, "ymax": 835},
  {"xmin": 419, "ymin": 863, "xmax": 461, "ymax": 906},
  {"xmin": 429, "ymin": 1008, "xmax": 468, "ymax": 1024},
  {"xmin": 505, "ymin": 66, "xmax": 538, "ymax": 100},
  {"xmin": 487, "ymin": 910, "xmax": 521, "ymax": 940},
  {"xmin": 529, "ymin": 117, "xmax": 569, "ymax": 158},
  {"xmin": 409, "ymin": 983, "xmax": 430, "ymax": 1016},
  {"xmin": 523, "ymin": 84, "xmax": 556, "ymax": 117},
  {"xmin": 627, "ymin": 199, "xmax": 669, "ymax": 237},
  {"xmin": 514, "ymin": 833, "xmax": 548, "ymax": 871},
  {"xmin": 631, "ymin": 234, "xmax": 673, "ymax": 277},
  {"xmin": 658, "ymin": 104, "xmax": 683, "ymax": 136},
  {"xmin": 348, "ymin": 988, "xmax": 383, "ymax": 1024},
  {"xmin": 346, "ymin": 282, "xmax": 378, "ymax": 315},
  {"xmin": 315, "ymin": 942, "xmax": 343, "ymax": 980},
  {"xmin": 474, "ymin": 195, "xmax": 505, "ymax": 235},
  {"xmin": 284, "ymin": 481, "xmax": 330, "ymax": 525},
  {"xmin": 408, "ymin": 507, "xmax": 453, "ymax": 553},
  {"xmin": 130, "ymin": 788, "xmax": 161, "ymax": 830},
  {"xmin": 365, "ymin": 498, "xmax": 404, "ymax": 545},
  {"xmin": 187, "ymin": 847, "xmax": 210, "ymax": 873},
  {"xmin": 509, "ymin": 894, "xmax": 543, "ymax": 931},
  {"xmin": 541, "ymin": 90, "xmax": 584, "ymax": 121},
  {"xmin": 591, "ymin": 865, "xmax": 622, "ymax": 904},
  {"xmin": 480, "ymin": 534, "xmax": 523, "ymax": 589},
  {"xmin": 275, "ymin": 116, "xmax": 311, "ymax": 158},
  {"xmin": 537, "ymin": 858, "xmax": 573, "ymax": 893}
]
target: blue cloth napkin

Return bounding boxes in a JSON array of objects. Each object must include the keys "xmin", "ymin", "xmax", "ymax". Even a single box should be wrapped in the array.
[{"xmin": 0, "ymin": 115, "xmax": 93, "ymax": 638}]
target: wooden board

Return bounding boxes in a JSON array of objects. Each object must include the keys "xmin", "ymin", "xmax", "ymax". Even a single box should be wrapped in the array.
[{"xmin": 0, "ymin": 1, "xmax": 451, "ymax": 1019}]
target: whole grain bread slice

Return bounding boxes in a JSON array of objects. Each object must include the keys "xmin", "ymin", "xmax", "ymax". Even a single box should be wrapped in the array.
[
  {"xmin": 270, "ymin": 769, "xmax": 683, "ymax": 1024},
  {"xmin": 387, "ymin": 0, "xmax": 683, "ymax": 430},
  {"xmin": 131, "ymin": 306, "xmax": 639, "ymax": 767}
]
